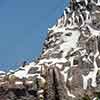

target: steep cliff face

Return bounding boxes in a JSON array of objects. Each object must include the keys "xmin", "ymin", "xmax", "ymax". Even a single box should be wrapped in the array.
[
  {"xmin": 1, "ymin": 0, "xmax": 100, "ymax": 100},
  {"xmin": 38, "ymin": 0, "xmax": 100, "ymax": 99}
]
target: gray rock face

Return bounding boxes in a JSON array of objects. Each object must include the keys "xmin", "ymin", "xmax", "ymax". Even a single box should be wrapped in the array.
[
  {"xmin": 39, "ymin": 0, "xmax": 100, "ymax": 99},
  {"xmin": 1, "ymin": 0, "xmax": 100, "ymax": 100}
]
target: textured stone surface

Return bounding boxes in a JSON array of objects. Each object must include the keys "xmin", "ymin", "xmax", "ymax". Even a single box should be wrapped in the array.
[{"xmin": 1, "ymin": 0, "xmax": 100, "ymax": 100}]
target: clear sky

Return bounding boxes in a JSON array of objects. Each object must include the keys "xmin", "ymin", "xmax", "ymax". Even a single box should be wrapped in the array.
[{"xmin": 0, "ymin": 0, "xmax": 68, "ymax": 71}]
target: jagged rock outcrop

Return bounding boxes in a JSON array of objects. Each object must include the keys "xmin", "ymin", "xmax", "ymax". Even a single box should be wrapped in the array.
[
  {"xmin": 1, "ymin": 0, "xmax": 100, "ymax": 100},
  {"xmin": 40, "ymin": 0, "xmax": 100, "ymax": 99}
]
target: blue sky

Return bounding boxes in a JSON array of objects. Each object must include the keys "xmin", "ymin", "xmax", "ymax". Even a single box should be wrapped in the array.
[{"xmin": 0, "ymin": 0, "xmax": 68, "ymax": 71}]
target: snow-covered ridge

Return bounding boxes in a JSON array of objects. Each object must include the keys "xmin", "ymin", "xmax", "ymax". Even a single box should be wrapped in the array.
[
  {"xmin": 39, "ymin": 0, "xmax": 100, "ymax": 98},
  {"xmin": 1, "ymin": 0, "xmax": 100, "ymax": 99},
  {"xmin": 0, "ymin": 71, "xmax": 5, "ymax": 74}
]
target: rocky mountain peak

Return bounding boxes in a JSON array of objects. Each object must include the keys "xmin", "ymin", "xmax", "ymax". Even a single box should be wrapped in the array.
[
  {"xmin": 37, "ymin": 0, "xmax": 100, "ymax": 99},
  {"xmin": 0, "ymin": 0, "xmax": 100, "ymax": 100}
]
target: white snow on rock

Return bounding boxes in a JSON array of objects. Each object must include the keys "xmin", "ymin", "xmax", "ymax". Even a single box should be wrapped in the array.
[
  {"xmin": 1, "ymin": 0, "xmax": 100, "ymax": 99},
  {"xmin": 0, "ymin": 71, "xmax": 5, "ymax": 74},
  {"xmin": 82, "ymin": 42, "xmax": 100, "ymax": 89},
  {"xmin": 60, "ymin": 29, "xmax": 80, "ymax": 58},
  {"xmin": 13, "ymin": 62, "xmax": 36, "ymax": 79},
  {"xmin": 0, "ymin": 71, "xmax": 6, "ymax": 78},
  {"xmin": 67, "ymin": 88, "xmax": 76, "ymax": 98},
  {"xmin": 96, "ymin": 0, "xmax": 100, "ymax": 5},
  {"xmin": 15, "ymin": 81, "xmax": 23, "ymax": 85},
  {"xmin": 38, "ymin": 58, "xmax": 67, "ymax": 65}
]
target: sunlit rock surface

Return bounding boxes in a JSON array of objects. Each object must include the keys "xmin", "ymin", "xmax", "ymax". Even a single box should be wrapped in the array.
[{"xmin": 1, "ymin": 0, "xmax": 100, "ymax": 99}]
